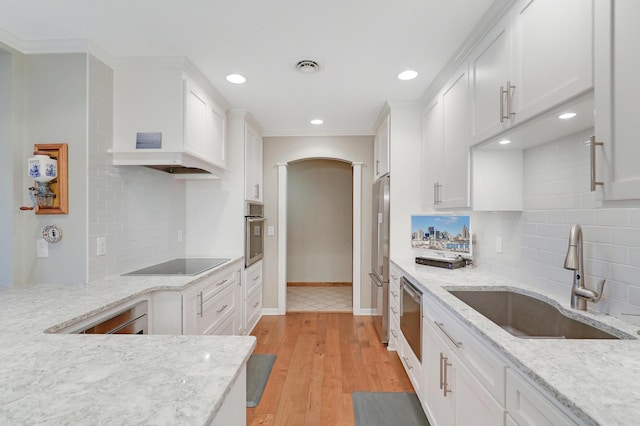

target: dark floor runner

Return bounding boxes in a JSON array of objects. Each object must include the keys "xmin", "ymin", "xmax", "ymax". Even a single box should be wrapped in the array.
[
  {"xmin": 352, "ymin": 391, "xmax": 430, "ymax": 426},
  {"xmin": 246, "ymin": 354, "xmax": 276, "ymax": 408}
]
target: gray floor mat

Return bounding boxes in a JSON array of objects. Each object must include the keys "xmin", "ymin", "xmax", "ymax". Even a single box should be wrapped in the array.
[
  {"xmin": 246, "ymin": 354, "xmax": 276, "ymax": 408},
  {"xmin": 352, "ymin": 391, "xmax": 430, "ymax": 426}
]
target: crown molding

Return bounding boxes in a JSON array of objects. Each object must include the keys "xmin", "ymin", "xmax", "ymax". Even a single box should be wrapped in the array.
[
  {"xmin": 262, "ymin": 128, "xmax": 375, "ymax": 138},
  {"xmin": 0, "ymin": 28, "xmax": 114, "ymax": 67}
]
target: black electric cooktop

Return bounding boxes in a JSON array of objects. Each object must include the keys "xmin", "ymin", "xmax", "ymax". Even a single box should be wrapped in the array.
[{"xmin": 122, "ymin": 258, "xmax": 230, "ymax": 276}]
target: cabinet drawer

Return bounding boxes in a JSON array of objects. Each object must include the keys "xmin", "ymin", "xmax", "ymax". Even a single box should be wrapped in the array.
[
  {"xmin": 212, "ymin": 313, "xmax": 236, "ymax": 336},
  {"xmin": 245, "ymin": 287, "xmax": 262, "ymax": 333},
  {"xmin": 425, "ymin": 295, "xmax": 506, "ymax": 404},
  {"xmin": 244, "ymin": 261, "xmax": 262, "ymax": 299},
  {"xmin": 201, "ymin": 269, "xmax": 236, "ymax": 302},
  {"xmin": 201, "ymin": 283, "xmax": 236, "ymax": 335},
  {"xmin": 399, "ymin": 332, "xmax": 423, "ymax": 396},
  {"xmin": 388, "ymin": 315, "xmax": 400, "ymax": 351}
]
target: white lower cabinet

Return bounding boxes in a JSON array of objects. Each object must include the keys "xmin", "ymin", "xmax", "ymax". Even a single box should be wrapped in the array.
[
  {"xmin": 388, "ymin": 264, "xmax": 402, "ymax": 351},
  {"xmin": 506, "ymin": 369, "xmax": 578, "ymax": 426},
  {"xmin": 423, "ymin": 317, "xmax": 505, "ymax": 426},
  {"xmin": 398, "ymin": 331, "xmax": 423, "ymax": 397},
  {"xmin": 243, "ymin": 260, "xmax": 263, "ymax": 334},
  {"xmin": 212, "ymin": 366, "xmax": 246, "ymax": 426},
  {"xmin": 183, "ymin": 261, "xmax": 241, "ymax": 336}
]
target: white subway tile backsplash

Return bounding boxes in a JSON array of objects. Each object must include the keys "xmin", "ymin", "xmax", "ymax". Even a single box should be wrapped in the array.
[{"xmin": 474, "ymin": 129, "xmax": 640, "ymax": 318}]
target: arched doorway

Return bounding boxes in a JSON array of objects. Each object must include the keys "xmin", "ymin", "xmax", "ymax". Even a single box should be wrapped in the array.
[
  {"xmin": 276, "ymin": 160, "xmax": 363, "ymax": 314},
  {"xmin": 286, "ymin": 159, "xmax": 353, "ymax": 312}
]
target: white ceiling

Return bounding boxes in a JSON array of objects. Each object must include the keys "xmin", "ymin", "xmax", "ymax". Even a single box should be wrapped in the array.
[{"xmin": 0, "ymin": 0, "xmax": 500, "ymax": 136}]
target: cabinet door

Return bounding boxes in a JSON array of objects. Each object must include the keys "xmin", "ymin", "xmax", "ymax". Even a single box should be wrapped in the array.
[
  {"xmin": 511, "ymin": 0, "xmax": 593, "ymax": 122},
  {"xmin": 424, "ymin": 319, "xmax": 455, "ymax": 426},
  {"xmin": 374, "ymin": 114, "xmax": 390, "ymax": 179},
  {"xmin": 440, "ymin": 64, "xmax": 471, "ymax": 209},
  {"xmin": 184, "ymin": 78, "xmax": 208, "ymax": 159},
  {"xmin": 455, "ymin": 359, "xmax": 505, "ymax": 426},
  {"xmin": 244, "ymin": 124, "xmax": 263, "ymax": 201},
  {"xmin": 470, "ymin": 14, "xmax": 512, "ymax": 144},
  {"xmin": 207, "ymin": 103, "xmax": 226, "ymax": 167},
  {"xmin": 422, "ymin": 98, "xmax": 443, "ymax": 209},
  {"xmin": 595, "ymin": 0, "xmax": 640, "ymax": 201}
]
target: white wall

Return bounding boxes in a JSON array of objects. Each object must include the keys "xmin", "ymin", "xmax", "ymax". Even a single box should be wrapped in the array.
[
  {"xmin": 287, "ymin": 159, "xmax": 352, "ymax": 283},
  {"xmin": 263, "ymin": 136, "xmax": 374, "ymax": 309},
  {"xmin": 388, "ymin": 101, "xmax": 424, "ymax": 260},
  {"xmin": 472, "ymin": 128, "xmax": 640, "ymax": 320},
  {"xmin": 22, "ymin": 54, "xmax": 89, "ymax": 284}
]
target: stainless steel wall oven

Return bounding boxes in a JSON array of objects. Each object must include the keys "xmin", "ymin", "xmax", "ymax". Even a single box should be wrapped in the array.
[
  {"xmin": 245, "ymin": 201, "xmax": 265, "ymax": 267},
  {"xmin": 400, "ymin": 276, "xmax": 422, "ymax": 362}
]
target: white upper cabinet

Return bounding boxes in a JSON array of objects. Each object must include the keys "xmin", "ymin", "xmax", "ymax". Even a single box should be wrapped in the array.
[
  {"xmin": 244, "ymin": 121, "xmax": 263, "ymax": 202},
  {"xmin": 594, "ymin": 0, "xmax": 640, "ymax": 201},
  {"xmin": 470, "ymin": 0, "xmax": 593, "ymax": 145},
  {"xmin": 374, "ymin": 113, "xmax": 390, "ymax": 180},
  {"xmin": 423, "ymin": 64, "xmax": 471, "ymax": 210},
  {"xmin": 112, "ymin": 57, "xmax": 228, "ymax": 177}
]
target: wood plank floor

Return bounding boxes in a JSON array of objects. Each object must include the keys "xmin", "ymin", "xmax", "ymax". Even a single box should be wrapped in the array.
[{"xmin": 247, "ymin": 313, "xmax": 414, "ymax": 426}]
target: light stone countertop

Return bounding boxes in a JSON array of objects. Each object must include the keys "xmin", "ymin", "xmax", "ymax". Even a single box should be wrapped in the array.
[
  {"xmin": 392, "ymin": 257, "xmax": 640, "ymax": 426},
  {"xmin": 0, "ymin": 256, "xmax": 257, "ymax": 425}
]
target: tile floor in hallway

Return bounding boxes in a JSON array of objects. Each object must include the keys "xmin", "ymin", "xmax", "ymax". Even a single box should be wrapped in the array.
[{"xmin": 286, "ymin": 286, "xmax": 352, "ymax": 312}]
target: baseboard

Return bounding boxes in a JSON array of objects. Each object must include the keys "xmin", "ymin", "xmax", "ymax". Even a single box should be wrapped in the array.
[
  {"xmin": 358, "ymin": 308, "xmax": 375, "ymax": 315},
  {"xmin": 287, "ymin": 282, "xmax": 352, "ymax": 287},
  {"xmin": 261, "ymin": 308, "xmax": 281, "ymax": 316}
]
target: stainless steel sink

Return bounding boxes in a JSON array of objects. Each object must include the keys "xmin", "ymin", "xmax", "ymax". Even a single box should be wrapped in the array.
[{"xmin": 448, "ymin": 289, "xmax": 630, "ymax": 340}]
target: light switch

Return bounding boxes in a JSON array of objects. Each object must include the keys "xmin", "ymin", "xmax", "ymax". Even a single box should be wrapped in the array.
[{"xmin": 495, "ymin": 236, "xmax": 503, "ymax": 254}]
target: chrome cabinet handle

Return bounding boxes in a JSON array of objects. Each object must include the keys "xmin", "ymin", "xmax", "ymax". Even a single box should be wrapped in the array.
[
  {"xmin": 433, "ymin": 182, "xmax": 442, "ymax": 205},
  {"xmin": 442, "ymin": 354, "xmax": 452, "ymax": 397},
  {"xmin": 439, "ymin": 352, "xmax": 445, "ymax": 390},
  {"xmin": 435, "ymin": 321, "xmax": 463, "ymax": 348},
  {"xmin": 197, "ymin": 291, "xmax": 204, "ymax": 317},
  {"xmin": 253, "ymin": 302, "xmax": 260, "ymax": 308},
  {"xmin": 216, "ymin": 278, "xmax": 228, "ymax": 287},
  {"xmin": 254, "ymin": 184, "xmax": 260, "ymax": 199},
  {"xmin": 390, "ymin": 306, "xmax": 398, "ymax": 315},
  {"xmin": 390, "ymin": 290, "xmax": 398, "ymax": 298},
  {"xmin": 390, "ymin": 329, "xmax": 398, "ymax": 338},
  {"xmin": 500, "ymin": 81, "xmax": 516, "ymax": 122},
  {"xmin": 253, "ymin": 275, "xmax": 260, "ymax": 281},
  {"xmin": 590, "ymin": 136, "xmax": 604, "ymax": 191},
  {"xmin": 216, "ymin": 304, "xmax": 229, "ymax": 314},
  {"xmin": 390, "ymin": 273, "xmax": 398, "ymax": 280}
]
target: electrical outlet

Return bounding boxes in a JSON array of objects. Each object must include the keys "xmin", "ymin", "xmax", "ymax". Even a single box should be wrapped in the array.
[
  {"xmin": 36, "ymin": 239, "xmax": 48, "ymax": 258},
  {"xmin": 495, "ymin": 236, "xmax": 503, "ymax": 254},
  {"xmin": 177, "ymin": 230, "xmax": 183, "ymax": 242},
  {"xmin": 97, "ymin": 237, "xmax": 107, "ymax": 256},
  {"xmin": 267, "ymin": 226, "xmax": 275, "ymax": 236}
]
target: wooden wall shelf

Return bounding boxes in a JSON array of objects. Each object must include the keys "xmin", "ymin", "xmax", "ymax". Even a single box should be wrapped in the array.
[{"xmin": 34, "ymin": 143, "xmax": 68, "ymax": 215}]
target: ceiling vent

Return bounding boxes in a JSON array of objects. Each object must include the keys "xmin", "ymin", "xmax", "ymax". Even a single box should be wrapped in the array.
[{"xmin": 295, "ymin": 60, "xmax": 320, "ymax": 73}]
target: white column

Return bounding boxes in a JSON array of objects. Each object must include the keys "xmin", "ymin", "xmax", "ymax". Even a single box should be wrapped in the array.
[
  {"xmin": 352, "ymin": 162, "xmax": 363, "ymax": 315},
  {"xmin": 276, "ymin": 163, "xmax": 288, "ymax": 315}
]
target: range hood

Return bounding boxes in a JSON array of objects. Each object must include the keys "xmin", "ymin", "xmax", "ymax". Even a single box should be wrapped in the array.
[{"xmin": 110, "ymin": 149, "xmax": 226, "ymax": 178}]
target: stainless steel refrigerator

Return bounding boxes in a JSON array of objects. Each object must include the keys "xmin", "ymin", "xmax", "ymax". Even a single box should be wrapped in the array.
[{"xmin": 370, "ymin": 174, "xmax": 390, "ymax": 343}]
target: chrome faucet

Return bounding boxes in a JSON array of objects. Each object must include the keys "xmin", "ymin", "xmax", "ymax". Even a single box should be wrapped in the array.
[{"xmin": 563, "ymin": 224, "xmax": 606, "ymax": 310}]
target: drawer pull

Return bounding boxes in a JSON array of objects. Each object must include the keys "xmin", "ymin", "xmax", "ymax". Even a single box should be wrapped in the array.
[
  {"xmin": 390, "ymin": 290, "xmax": 398, "ymax": 298},
  {"xmin": 435, "ymin": 321, "xmax": 463, "ymax": 348},
  {"xmin": 216, "ymin": 304, "xmax": 229, "ymax": 314},
  {"xmin": 253, "ymin": 302, "xmax": 260, "ymax": 308},
  {"xmin": 402, "ymin": 356, "xmax": 413, "ymax": 370},
  {"xmin": 216, "ymin": 279, "xmax": 228, "ymax": 287},
  {"xmin": 391, "ymin": 273, "xmax": 398, "ymax": 280},
  {"xmin": 441, "ymin": 353, "xmax": 452, "ymax": 397},
  {"xmin": 197, "ymin": 291, "xmax": 204, "ymax": 317},
  {"xmin": 390, "ymin": 329, "xmax": 398, "ymax": 338},
  {"xmin": 390, "ymin": 306, "xmax": 398, "ymax": 315},
  {"xmin": 253, "ymin": 275, "xmax": 260, "ymax": 281}
]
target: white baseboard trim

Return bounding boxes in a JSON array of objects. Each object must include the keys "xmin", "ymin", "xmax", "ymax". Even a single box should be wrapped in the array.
[
  {"xmin": 261, "ymin": 308, "xmax": 280, "ymax": 316},
  {"xmin": 358, "ymin": 308, "xmax": 375, "ymax": 315}
]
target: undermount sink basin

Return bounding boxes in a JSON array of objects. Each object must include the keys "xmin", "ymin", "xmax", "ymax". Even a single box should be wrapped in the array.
[{"xmin": 448, "ymin": 289, "xmax": 630, "ymax": 340}]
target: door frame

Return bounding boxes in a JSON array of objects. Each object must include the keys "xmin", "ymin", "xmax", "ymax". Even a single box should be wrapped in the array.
[{"xmin": 277, "ymin": 161, "xmax": 363, "ymax": 314}]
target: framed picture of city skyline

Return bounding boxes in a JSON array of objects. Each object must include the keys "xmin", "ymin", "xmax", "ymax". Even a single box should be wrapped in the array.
[{"xmin": 411, "ymin": 215, "xmax": 471, "ymax": 256}]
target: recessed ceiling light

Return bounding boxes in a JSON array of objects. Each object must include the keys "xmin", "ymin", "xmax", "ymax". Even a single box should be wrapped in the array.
[
  {"xmin": 398, "ymin": 70, "xmax": 418, "ymax": 81},
  {"xmin": 225, "ymin": 74, "xmax": 247, "ymax": 84},
  {"xmin": 498, "ymin": 139, "xmax": 512, "ymax": 145},
  {"xmin": 558, "ymin": 112, "xmax": 577, "ymax": 120},
  {"xmin": 310, "ymin": 119, "xmax": 324, "ymax": 125}
]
